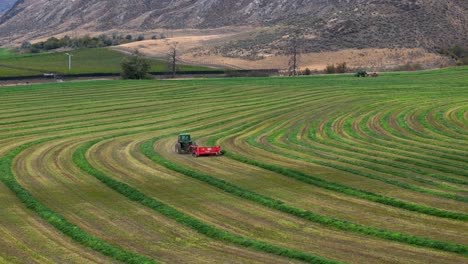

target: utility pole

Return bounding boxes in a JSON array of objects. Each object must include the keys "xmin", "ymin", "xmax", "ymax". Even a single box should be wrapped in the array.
[
  {"xmin": 288, "ymin": 35, "xmax": 300, "ymax": 76},
  {"xmin": 65, "ymin": 53, "xmax": 73, "ymax": 71}
]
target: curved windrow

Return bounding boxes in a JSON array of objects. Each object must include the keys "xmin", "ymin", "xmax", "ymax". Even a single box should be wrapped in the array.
[{"xmin": 1, "ymin": 70, "xmax": 467, "ymax": 263}]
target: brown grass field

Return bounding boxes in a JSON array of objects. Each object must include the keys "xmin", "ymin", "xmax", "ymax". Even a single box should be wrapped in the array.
[{"xmin": 116, "ymin": 31, "xmax": 450, "ymax": 71}]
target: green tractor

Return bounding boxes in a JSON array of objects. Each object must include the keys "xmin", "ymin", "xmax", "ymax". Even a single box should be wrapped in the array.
[
  {"xmin": 174, "ymin": 133, "xmax": 223, "ymax": 156},
  {"xmin": 355, "ymin": 70, "xmax": 368, "ymax": 77},
  {"xmin": 175, "ymin": 133, "xmax": 196, "ymax": 154}
]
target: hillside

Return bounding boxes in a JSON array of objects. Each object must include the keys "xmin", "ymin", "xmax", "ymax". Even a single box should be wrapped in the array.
[
  {"xmin": 0, "ymin": 0, "xmax": 16, "ymax": 15},
  {"xmin": 0, "ymin": 0, "xmax": 466, "ymax": 53}
]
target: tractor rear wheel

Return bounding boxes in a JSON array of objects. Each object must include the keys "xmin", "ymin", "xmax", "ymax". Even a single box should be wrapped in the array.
[{"xmin": 175, "ymin": 143, "xmax": 182, "ymax": 154}]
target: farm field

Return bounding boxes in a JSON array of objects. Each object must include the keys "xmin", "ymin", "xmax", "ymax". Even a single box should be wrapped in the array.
[
  {"xmin": 0, "ymin": 48, "xmax": 215, "ymax": 77},
  {"xmin": 0, "ymin": 67, "xmax": 467, "ymax": 263}
]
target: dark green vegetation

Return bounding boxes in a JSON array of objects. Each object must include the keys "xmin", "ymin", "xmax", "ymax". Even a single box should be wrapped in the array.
[
  {"xmin": 0, "ymin": 68, "xmax": 466, "ymax": 263},
  {"xmin": 21, "ymin": 34, "xmax": 146, "ymax": 53},
  {"xmin": 439, "ymin": 45, "xmax": 468, "ymax": 66},
  {"xmin": 0, "ymin": 48, "xmax": 213, "ymax": 77},
  {"xmin": 0, "ymin": 48, "xmax": 14, "ymax": 58},
  {"xmin": 120, "ymin": 52, "xmax": 151, "ymax": 80}
]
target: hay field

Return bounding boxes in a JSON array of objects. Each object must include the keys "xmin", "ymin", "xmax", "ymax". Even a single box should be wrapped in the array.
[
  {"xmin": 0, "ymin": 68, "xmax": 467, "ymax": 263},
  {"xmin": 0, "ymin": 48, "xmax": 214, "ymax": 77}
]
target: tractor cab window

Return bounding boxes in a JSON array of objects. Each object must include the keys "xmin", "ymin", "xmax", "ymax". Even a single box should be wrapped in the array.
[{"xmin": 180, "ymin": 135, "xmax": 191, "ymax": 141}]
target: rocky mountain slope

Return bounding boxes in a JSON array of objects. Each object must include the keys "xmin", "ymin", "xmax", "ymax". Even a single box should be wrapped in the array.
[
  {"xmin": 0, "ymin": 0, "xmax": 17, "ymax": 15},
  {"xmin": 0, "ymin": 0, "xmax": 466, "ymax": 51}
]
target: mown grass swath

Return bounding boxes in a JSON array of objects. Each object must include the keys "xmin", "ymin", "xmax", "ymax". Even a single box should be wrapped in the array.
[
  {"xmin": 141, "ymin": 134, "xmax": 468, "ymax": 255},
  {"xmin": 206, "ymin": 121, "xmax": 468, "ymax": 221},
  {"xmin": 1, "ymin": 83, "xmax": 337, "ymax": 262},
  {"xmin": 297, "ymin": 121, "xmax": 466, "ymax": 192},
  {"xmin": 73, "ymin": 140, "xmax": 342, "ymax": 264},
  {"xmin": 0, "ymin": 141, "xmax": 157, "ymax": 264},
  {"xmin": 0, "ymin": 67, "xmax": 466, "ymax": 263},
  {"xmin": 273, "ymin": 120, "xmax": 468, "ymax": 200}
]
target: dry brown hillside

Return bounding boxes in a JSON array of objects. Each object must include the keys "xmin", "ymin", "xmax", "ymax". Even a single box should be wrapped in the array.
[{"xmin": 1, "ymin": 0, "xmax": 466, "ymax": 53}]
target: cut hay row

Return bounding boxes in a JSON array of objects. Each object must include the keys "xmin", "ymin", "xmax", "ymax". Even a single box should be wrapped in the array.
[
  {"xmin": 293, "ymin": 116, "xmax": 468, "ymax": 191},
  {"xmin": 75, "ymin": 109, "xmax": 468, "ymax": 263},
  {"xmin": 259, "ymin": 116, "xmax": 467, "ymax": 201},
  {"xmin": 326, "ymin": 113, "xmax": 468, "ymax": 179},
  {"xmin": 434, "ymin": 107, "xmax": 467, "ymax": 136},
  {"xmin": 0, "ymin": 141, "xmax": 156, "ymax": 264},
  {"xmin": 319, "ymin": 107, "xmax": 467, "ymax": 178},
  {"xmin": 403, "ymin": 104, "xmax": 467, "ymax": 142},
  {"xmin": 293, "ymin": 121, "xmax": 465, "ymax": 192},
  {"xmin": 222, "ymin": 117, "xmax": 467, "ymax": 217},
  {"xmin": 139, "ymin": 134, "xmax": 468, "ymax": 254},
  {"xmin": 0, "ymin": 81, "xmax": 336, "ymax": 262},
  {"xmin": 0, "ymin": 68, "xmax": 466, "ymax": 263},
  {"xmin": 0, "ymin": 182, "xmax": 116, "ymax": 264},
  {"xmin": 13, "ymin": 138, "xmax": 295, "ymax": 264},
  {"xmin": 200, "ymin": 120, "xmax": 468, "ymax": 231},
  {"xmin": 75, "ymin": 139, "xmax": 343, "ymax": 264},
  {"xmin": 358, "ymin": 108, "xmax": 466, "ymax": 158},
  {"xmin": 421, "ymin": 105, "xmax": 467, "ymax": 139},
  {"xmin": 224, "ymin": 86, "xmax": 465, "ymax": 208},
  {"xmin": 341, "ymin": 102, "xmax": 467, "ymax": 165}
]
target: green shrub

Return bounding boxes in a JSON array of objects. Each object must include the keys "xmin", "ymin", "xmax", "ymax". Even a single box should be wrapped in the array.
[
  {"xmin": 121, "ymin": 51, "xmax": 151, "ymax": 80},
  {"xmin": 335, "ymin": 62, "xmax": 347, "ymax": 73},
  {"xmin": 325, "ymin": 64, "xmax": 335, "ymax": 74},
  {"xmin": 393, "ymin": 62, "xmax": 423, "ymax": 71}
]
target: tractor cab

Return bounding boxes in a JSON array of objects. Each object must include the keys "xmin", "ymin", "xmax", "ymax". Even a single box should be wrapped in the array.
[
  {"xmin": 178, "ymin": 133, "xmax": 192, "ymax": 143},
  {"xmin": 175, "ymin": 133, "xmax": 195, "ymax": 154}
]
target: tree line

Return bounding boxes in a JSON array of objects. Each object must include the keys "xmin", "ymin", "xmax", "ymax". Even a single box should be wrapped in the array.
[
  {"xmin": 438, "ymin": 45, "xmax": 468, "ymax": 66},
  {"xmin": 20, "ymin": 34, "xmax": 149, "ymax": 53}
]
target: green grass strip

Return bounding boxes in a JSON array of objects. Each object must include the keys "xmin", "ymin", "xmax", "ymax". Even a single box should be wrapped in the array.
[
  {"xmin": 205, "ymin": 121, "xmax": 468, "ymax": 221},
  {"xmin": 312, "ymin": 118, "xmax": 467, "ymax": 191},
  {"xmin": 435, "ymin": 108, "xmax": 467, "ymax": 136},
  {"xmin": 342, "ymin": 106, "xmax": 467, "ymax": 167},
  {"xmin": 0, "ymin": 141, "xmax": 156, "ymax": 264},
  {"xmin": 317, "ymin": 108, "xmax": 467, "ymax": 176},
  {"xmin": 74, "ymin": 140, "xmax": 342, "ymax": 264},
  {"xmin": 299, "ymin": 121, "xmax": 465, "ymax": 192},
  {"xmin": 237, "ymin": 140, "xmax": 468, "ymax": 221},
  {"xmin": 142, "ymin": 135, "xmax": 468, "ymax": 255},
  {"xmin": 417, "ymin": 105, "xmax": 467, "ymax": 140},
  {"xmin": 280, "ymin": 123, "xmax": 468, "ymax": 200},
  {"xmin": 361, "ymin": 108, "xmax": 466, "ymax": 158}
]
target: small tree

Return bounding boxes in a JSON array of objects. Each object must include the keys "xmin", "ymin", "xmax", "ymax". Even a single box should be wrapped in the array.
[
  {"xmin": 121, "ymin": 50, "xmax": 151, "ymax": 80},
  {"xmin": 304, "ymin": 68, "xmax": 312, "ymax": 75},
  {"xmin": 43, "ymin": 37, "xmax": 61, "ymax": 50},
  {"xmin": 335, "ymin": 62, "xmax": 347, "ymax": 73},
  {"xmin": 136, "ymin": 35, "xmax": 145, "ymax": 41},
  {"xmin": 20, "ymin": 41, "xmax": 32, "ymax": 50},
  {"xmin": 325, "ymin": 64, "xmax": 336, "ymax": 74},
  {"xmin": 168, "ymin": 42, "xmax": 178, "ymax": 78}
]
